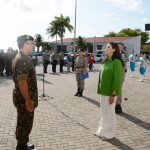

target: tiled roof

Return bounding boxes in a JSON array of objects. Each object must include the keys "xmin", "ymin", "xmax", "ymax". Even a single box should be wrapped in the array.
[{"xmin": 50, "ymin": 36, "xmax": 134, "ymax": 43}]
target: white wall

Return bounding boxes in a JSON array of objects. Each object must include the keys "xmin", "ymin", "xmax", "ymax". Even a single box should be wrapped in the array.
[{"xmin": 124, "ymin": 36, "xmax": 141, "ymax": 56}]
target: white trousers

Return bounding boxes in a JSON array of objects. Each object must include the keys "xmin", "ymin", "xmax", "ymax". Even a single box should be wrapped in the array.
[{"xmin": 95, "ymin": 95, "xmax": 116, "ymax": 139}]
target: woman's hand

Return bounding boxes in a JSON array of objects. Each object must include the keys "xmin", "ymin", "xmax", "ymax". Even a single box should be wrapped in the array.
[{"xmin": 109, "ymin": 96, "xmax": 115, "ymax": 105}]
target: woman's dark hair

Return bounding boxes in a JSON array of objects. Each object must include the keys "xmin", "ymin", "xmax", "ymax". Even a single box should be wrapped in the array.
[{"xmin": 103, "ymin": 42, "xmax": 124, "ymax": 66}]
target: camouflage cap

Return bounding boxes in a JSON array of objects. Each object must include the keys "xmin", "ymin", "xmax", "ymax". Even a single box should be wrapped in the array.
[{"xmin": 17, "ymin": 34, "xmax": 34, "ymax": 49}]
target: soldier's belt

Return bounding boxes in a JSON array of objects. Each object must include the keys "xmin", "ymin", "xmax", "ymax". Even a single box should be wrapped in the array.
[{"xmin": 76, "ymin": 66, "xmax": 84, "ymax": 68}]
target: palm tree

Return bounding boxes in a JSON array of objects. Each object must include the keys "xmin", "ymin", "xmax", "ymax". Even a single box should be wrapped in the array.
[
  {"xmin": 35, "ymin": 34, "xmax": 44, "ymax": 52},
  {"xmin": 76, "ymin": 36, "xmax": 87, "ymax": 50},
  {"xmin": 56, "ymin": 14, "xmax": 73, "ymax": 51},
  {"xmin": 46, "ymin": 20, "xmax": 59, "ymax": 51},
  {"xmin": 42, "ymin": 41, "xmax": 51, "ymax": 51},
  {"xmin": 47, "ymin": 14, "xmax": 73, "ymax": 51}
]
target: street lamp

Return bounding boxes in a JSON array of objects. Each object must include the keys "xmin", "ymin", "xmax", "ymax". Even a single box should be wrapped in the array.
[{"xmin": 73, "ymin": 0, "xmax": 77, "ymax": 52}]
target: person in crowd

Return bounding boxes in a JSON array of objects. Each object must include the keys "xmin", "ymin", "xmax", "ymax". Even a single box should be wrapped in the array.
[
  {"xmin": 138, "ymin": 53, "xmax": 145, "ymax": 82},
  {"xmin": 59, "ymin": 51, "xmax": 65, "ymax": 73},
  {"xmin": 66, "ymin": 53, "xmax": 72, "ymax": 72},
  {"xmin": 143, "ymin": 53, "xmax": 149, "ymax": 76},
  {"xmin": 128, "ymin": 50, "xmax": 136, "ymax": 77},
  {"xmin": 51, "ymin": 51, "xmax": 58, "ymax": 73},
  {"xmin": 94, "ymin": 42, "xmax": 123, "ymax": 140},
  {"xmin": 0, "ymin": 49, "xmax": 5, "ymax": 76},
  {"xmin": 5, "ymin": 48, "xmax": 14, "ymax": 76},
  {"xmin": 74, "ymin": 48, "xmax": 87, "ymax": 97},
  {"xmin": 43, "ymin": 50, "xmax": 50, "ymax": 73},
  {"xmin": 12, "ymin": 35, "xmax": 38, "ymax": 150},
  {"xmin": 88, "ymin": 53, "xmax": 94, "ymax": 71},
  {"xmin": 71, "ymin": 53, "xmax": 76, "ymax": 72},
  {"xmin": 115, "ymin": 42, "xmax": 128, "ymax": 113}
]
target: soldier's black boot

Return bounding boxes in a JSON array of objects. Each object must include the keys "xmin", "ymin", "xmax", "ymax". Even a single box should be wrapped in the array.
[
  {"xmin": 16, "ymin": 144, "xmax": 35, "ymax": 150},
  {"xmin": 74, "ymin": 88, "xmax": 80, "ymax": 96},
  {"xmin": 115, "ymin": 104, "xmax": 122, "ymax": 114},
  {"xmin": 16, "ymin": 145, "xmax": 27, "ymax": 150},
  {"xmin": 78, "ymin": 89, "xmax": 83, "ymax": 97},
  {"xmin": 27, "ymin": 144, "xmax": 35, "ymax": 149}
]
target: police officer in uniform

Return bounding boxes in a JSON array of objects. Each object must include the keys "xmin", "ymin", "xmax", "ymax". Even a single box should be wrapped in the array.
[
  {"xmin": 43, "ymin": 50, "xmax": 50, "ymax": 73},
  {"xmin": 74, "ymin": 48, "xmax": 87, "ymax": 97},
  {"xmin": 0, "ymin": 49, "xmax": 5, "ymax": 76},
  {"xmin": 115, "ymin": 42, "xmax": 128, "ymax": 113},
  {"xmin": 51, "ymin": 51, "xmax": 58, "ymax": 73},
  {"xmin": 59, "ymin": 51, "xmax": 64, "ymax": 72},
  {"xmin": 12, "ymin": 35, "xmax": 38, "ymax": 150}
]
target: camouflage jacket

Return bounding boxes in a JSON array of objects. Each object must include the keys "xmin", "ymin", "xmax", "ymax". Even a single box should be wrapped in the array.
[{"xmin": 12, "ymin": 51, "xmax": 38, "ymax": 108}]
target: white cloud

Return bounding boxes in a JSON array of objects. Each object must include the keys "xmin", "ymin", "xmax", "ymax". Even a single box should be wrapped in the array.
[
  {"xmin": 102, "ymin": 12, "xmax": 116, "ymax": 17},
  {"xmin": 141, "ymin": 18, "xmax": 148, "ymax": 23},
  {"xmin": 0, "ymin": 0, "xmax": 75, "ymax": 51},
  {"xmin": 104, "ymin": 0, "xmax": 144, "ymax": 13}
]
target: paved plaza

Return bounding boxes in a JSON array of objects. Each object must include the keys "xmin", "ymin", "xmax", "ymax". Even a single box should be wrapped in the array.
[{"xmin": 0, "ymin": 63, "xmax": 150, "ymax": 150}]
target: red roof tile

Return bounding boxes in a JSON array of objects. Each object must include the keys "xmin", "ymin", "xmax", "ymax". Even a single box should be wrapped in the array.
[{"xmin": 50, "ymin": 36, "xmax": 134, "ymax": 43}]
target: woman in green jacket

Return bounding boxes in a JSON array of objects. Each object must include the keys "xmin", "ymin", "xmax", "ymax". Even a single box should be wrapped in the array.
[{"xmin": 94, "ymin": 42, "xmax": 124, "ymax": 140}]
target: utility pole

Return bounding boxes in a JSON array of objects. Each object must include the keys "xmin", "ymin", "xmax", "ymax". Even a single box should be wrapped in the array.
[{"xmin": 73, "ymin": 0, "xmax": 77, "ymax": 52}]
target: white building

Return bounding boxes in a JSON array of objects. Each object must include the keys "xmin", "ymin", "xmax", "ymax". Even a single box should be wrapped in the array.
[{"xmin": 51, "ymin": 36, "xmax": 141, "ymax": 56}]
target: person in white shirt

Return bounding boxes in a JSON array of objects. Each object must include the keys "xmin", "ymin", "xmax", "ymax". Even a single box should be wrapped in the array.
[
  {"xmin": 128, "ymin": 50, "xmax": 136, "ymax": 77},
  {"xmin": 138, "ymin": 53, "xmax": 145, "ymax": 82}
]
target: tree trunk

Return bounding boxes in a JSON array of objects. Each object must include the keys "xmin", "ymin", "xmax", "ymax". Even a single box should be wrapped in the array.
[
  {"xmin": 61, "ymin": 34, "xmax": 63, "ymax": 52},
  {"xmin": 56, "ymin": 35, "xmax": 58, "ymax": 52}
]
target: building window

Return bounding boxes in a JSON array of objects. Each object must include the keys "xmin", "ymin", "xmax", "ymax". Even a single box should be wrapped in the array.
[
  {"xmin": 57, "ymin": 45, "xmax": 67, "ymax": 52},
  {"xmin": 97, "ymin": 45, "xmax": 103, "ymax": 54}
]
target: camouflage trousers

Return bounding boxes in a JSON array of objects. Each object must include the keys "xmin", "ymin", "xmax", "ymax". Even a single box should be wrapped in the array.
[
  {"xmin": 16, "ymin": 106, "xmax": 34, "ymax": 145},
  {"xmin": 0, "ymin": 64, "xmax": 4, "ymax": 75},
  {"xmin": 116, "ymin": 63, "xmax": 127, "ymax": 105},
  {"xmin": 5, "ymin": 64, "xmax": 12, "ymax": 76},
  {"xmin": 76, "ymin": 73, "xmax": 85, "ymax": 90}
]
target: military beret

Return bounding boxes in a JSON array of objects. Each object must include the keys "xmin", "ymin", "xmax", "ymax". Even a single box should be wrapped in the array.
[{"xmin": 17, "ymin": 34, "xmax": 34, "ymax": 49}]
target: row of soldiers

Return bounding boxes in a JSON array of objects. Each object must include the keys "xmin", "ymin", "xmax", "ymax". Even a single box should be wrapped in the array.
[
  {"xmin": 43, "ymin": 51, "xmax": 75, "ymax": 73},
  {"xmin": 0, "ymin": 48, "xmax": 18, "ymax": 76}
]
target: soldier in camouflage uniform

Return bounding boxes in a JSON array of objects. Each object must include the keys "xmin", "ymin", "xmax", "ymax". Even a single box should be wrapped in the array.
[
  {"xmin": 12, "ymin": 35, "xmax": 38, "ymax": 150},
  {"xmin": 115, "ymin": 42, "xmax": 128, "ymax": 114},
  {"xmin": 51, "ymin": 51, "xmax": 58, "ymax": 73},
  {"xmin": 74, "ymin": 48, "xmax": 87, "ymax": 97},
  {"xmin": 5, "ymin": 48, "xmax": 14, "ymax": 76},
  {"xmin": 0, "ymin": 49, "xmax": 5, "ymax": 76},
  {"xmin": 59, "ymin": 51, "xmax": 64, "ymax": 73},
  {"xmin": 43, "ymin": 50, "xmax": 50, "ymax": 73}
]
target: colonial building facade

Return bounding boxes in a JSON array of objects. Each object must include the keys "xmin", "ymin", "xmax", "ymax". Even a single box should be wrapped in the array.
[{"xmin": 51, "ymin": 36, "xmax": 141, "ymax": 56}]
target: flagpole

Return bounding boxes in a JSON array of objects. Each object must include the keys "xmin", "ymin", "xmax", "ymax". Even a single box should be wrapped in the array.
[{"xmin": 74, "ymin": 0, "xmax": 77, "ymax": 52}]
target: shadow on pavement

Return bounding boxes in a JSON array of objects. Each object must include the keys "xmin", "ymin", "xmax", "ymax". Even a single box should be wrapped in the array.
[
  {"xmin": 109, "ymin": 137, "xmax": 134, "ymax": 150},
  {"xmin": 49, "ymin": 73, "xmax": 60, "ymax": 76},
  {"xmin": 44, "ymin": 100, "xmax": 89, "ymax": 130},
  {"xmin": 36, "ymin": 73, "xmax": 43, "ymax": 76},
  {"xmin": 82, "ymin": 96, "xmax": 100, "ymax": 107},
  {"xmin": 38, "ymin": 78, "xmax": 53, "ymax": 84},
  {"xmin": 119, "ymin": 112, "xmax": 150, "ymax": 130},
  {"xmin": 0, "ymin": 76, "xmax": 13, "ymax": 84}
]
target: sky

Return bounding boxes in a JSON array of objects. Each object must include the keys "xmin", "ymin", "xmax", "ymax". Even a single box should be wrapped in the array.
[{"xmin": 0, "ymin": 0, "xmax": 150, "ymax": 51}]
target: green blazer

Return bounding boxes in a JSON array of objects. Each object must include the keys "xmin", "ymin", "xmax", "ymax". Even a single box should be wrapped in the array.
[{"xmin": 97, "ymin": 58, "xmax": 122, "ymax": 96}]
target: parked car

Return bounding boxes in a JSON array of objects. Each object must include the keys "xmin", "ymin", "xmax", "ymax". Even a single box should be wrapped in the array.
[
  {"xmin": 94, "ymin": 54, "xmax": 104, "ymax": 62},
  {"xmin": 36, "ymin": 52, "xmax": 44, "ymax": 64},
  {"xmin": 64, "ymin": 52, "xmax": 77, "ymax": 66}
]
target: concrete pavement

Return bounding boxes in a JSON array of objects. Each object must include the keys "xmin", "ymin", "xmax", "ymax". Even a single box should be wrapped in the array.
[{"xmin": 0, "ymin": 63, "xmax": 150, "ymax": 150}]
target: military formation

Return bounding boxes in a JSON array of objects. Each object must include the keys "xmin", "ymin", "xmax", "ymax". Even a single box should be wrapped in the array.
[{"xmin": 0, "ymin": 48, "xmax": 18, "ymax": 76}]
